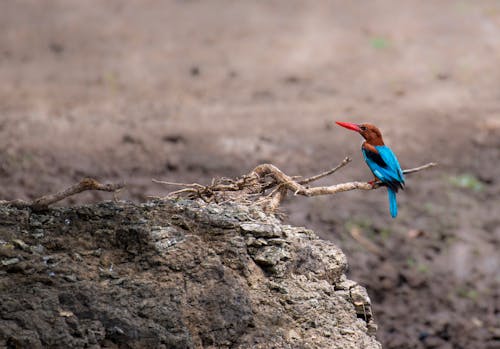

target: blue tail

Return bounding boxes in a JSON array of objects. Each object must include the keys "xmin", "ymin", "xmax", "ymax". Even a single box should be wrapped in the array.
[{"xmin": 388, "ymin": 188, "xmax": 398, "ymax": 218}]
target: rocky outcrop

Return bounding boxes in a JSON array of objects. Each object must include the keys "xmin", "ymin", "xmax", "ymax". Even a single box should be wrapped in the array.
[{"xmin": 0, "ymin": 200, "xmax": 381, "ymax": 349}]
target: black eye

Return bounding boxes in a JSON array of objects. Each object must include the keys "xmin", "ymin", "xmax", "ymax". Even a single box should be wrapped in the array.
[{"xmin": 360, "ymin": 125, "xmax": 367, "ymax": 131}]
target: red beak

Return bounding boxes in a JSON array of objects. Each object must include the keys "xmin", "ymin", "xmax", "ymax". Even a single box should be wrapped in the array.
[{"xmin": 335, "ymin": 121, "xmax": 361, "ymax": 132}]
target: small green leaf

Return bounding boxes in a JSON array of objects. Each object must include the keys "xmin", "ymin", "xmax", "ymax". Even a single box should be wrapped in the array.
[
  {"xmin": 448, "ymin": 174, "xmax": 484, "ymax": 191},
  {"xmin": 379, "ymin": 228, "xmax": 392, "ymax": 240},
  {"xmin": 406, "ymin": 258, "xmax": 416, "ymax": 267},
  {"xmin": 416, "ymin": 264, "xmax": 429, "ymax": 274},
  {"xmin": 456, "ymin": 287, "xmax": 478, "ymax": 300},
  {"xmin": 371, "ymin": 37, "xmax": 388, "ymax": 49}
]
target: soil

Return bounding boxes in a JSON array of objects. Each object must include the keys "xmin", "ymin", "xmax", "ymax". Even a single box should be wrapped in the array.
[{"xmin": 0, "ymin": 1, "xmax": 499, "ymax": 348}]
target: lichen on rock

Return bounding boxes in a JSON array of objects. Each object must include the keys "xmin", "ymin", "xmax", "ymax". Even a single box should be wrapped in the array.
[{"xmin": 0, "ymin": 199, "xmax": 381, "ymax": 349}]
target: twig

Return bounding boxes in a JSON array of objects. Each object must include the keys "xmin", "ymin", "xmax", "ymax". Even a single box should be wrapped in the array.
[
  {"xmin": 298, "ymin": 157, "xmax": 351, "ymax": 185},
  {"xmin": 402, "ymin": 162, "xmax": 437, "ymax": 175},
  {"xmin": 152, "ymin": 179, "xmax": 205, "ymax": 189},
  {"xmin": 267, "ymin": 187, "xmax": 288, "ymax": 211},
  {"xmin": 165, "ymin": 188, "xmax": 199, "ymax": 197},
  {"xmin": 0, "ymin": 178, "xmax": 124, "ymax": 211}
]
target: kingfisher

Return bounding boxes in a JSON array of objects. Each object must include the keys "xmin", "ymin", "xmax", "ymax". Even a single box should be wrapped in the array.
[{"xmin": 335, "ymin": 121, "xmax": 405, "ymax": 218}]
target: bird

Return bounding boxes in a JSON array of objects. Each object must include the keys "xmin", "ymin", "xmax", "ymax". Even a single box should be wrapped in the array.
[{"xmin": 335, "ymin": 121, "xmax": 405, "ymax": 218}]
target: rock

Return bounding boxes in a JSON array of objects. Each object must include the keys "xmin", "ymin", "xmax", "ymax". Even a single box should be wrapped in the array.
[
  {"xmin": 12, "ymin": 239, "xmax": 30, "ymax": 252},
  {"xmin": 0, "ymin": 245, "xmax": 16, "ymax": 258},
  {"xmin": 0, "ymin": 200, "xmax": 381, "ymax": 349},
  {"xmin": 1, "ymin": 257, "xmax": 20, "ymax": 266},
  {"xmin": 350, "ymin": 285, "xmax": 378, "ymax": 336},
  {"xmin": 252, "ymin": 245, "xmax": 290, "ymax": 270},
  {"xmin": 240, "ymin": 222, "xmax": 282, "ymax": 238}
]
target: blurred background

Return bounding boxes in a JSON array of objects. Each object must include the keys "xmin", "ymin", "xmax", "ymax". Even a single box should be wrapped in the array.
[{"xmin": 1, "ymin": 1, "xmax": 499, "ymax": 348}]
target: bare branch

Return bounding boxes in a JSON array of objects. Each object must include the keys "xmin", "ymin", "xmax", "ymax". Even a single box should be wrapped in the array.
[
  {"xmin": 152, "ymin": 179, "xmax": 206, "ymax": 189},
  {"xmin": 0, "ymin": 178, "xmax": 124, "ymax": 211},
  {"xmin": 266, "ymin": 187, "xmax": 288, "ymax": 212},
  {"xmin": 157, "ymin": 159, "xmax": 437, "ymax": 212},
  {"xmin": 402, "ymin": 162, "xmax": 437, "ymax": 175},
  {"xmin": 251, "ymin": 162, "xmax": 437, "ymax": 210},
  {"xmin": 298, "ymin": 157, "xmax": 351, "ymax": 185},
  {"xmin": 0, "ymin": 160, "xmax": 437, "ymax": 214},
  {"xmin": 298, "ymin": 181, "xmax": 374, "ymax": 196},
  {"xmin": 287, "ymin": 162, "xmax": 436, "ymax": 197}
]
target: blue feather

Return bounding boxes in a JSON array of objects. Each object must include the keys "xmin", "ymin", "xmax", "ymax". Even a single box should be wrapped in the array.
[
  {"xmin": 362, "ymin": 145, "xmax": 404, "ymax": 218},
  {"xmin": 388, "ymin": 188, "xmax": 398, "ymax": 218},
  {"xmin": 377, "ymin": 146, "xmax": 405, "ymax": 183}
]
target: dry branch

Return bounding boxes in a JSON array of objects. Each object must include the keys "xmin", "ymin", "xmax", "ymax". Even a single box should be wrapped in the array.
[
  {"xmin": 401, "ymin": 162, "xmax": 437, "ymax": 175},
  {"xmin": 158, "ymin": 157, "xmax": 437, "ymax": 212},
  {"xmin": 0, "ymin": 178, "xmax": 124, "ymax": 211},
  {"xmin": 298, "ymin": 157, "xmax": 352, "ymax": 185},
  {"xmin": 0, "ymin": 159, "xmax": 436, "ymax": 212}
]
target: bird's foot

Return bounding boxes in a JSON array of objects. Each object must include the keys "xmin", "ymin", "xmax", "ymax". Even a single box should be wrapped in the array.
[{"xmin": 368, "ymin": 179, "xmax": 378, "ymax": 188}]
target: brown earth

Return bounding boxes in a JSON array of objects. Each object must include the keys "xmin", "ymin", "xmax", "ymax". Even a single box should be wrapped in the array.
[{"xmin": 0, "ymin": 1, "xmax": 499, "ymax": 348}]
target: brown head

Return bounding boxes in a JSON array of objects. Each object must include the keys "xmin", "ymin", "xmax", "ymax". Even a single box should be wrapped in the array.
[{"xmin": 335, "ymin": 121, "xmax": 385, "ymax": 146}]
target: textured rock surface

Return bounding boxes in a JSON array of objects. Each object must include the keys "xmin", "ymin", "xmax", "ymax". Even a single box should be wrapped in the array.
[{"xmin": 0, "ymin": 200, "xmax": 381, "ymax": 349}]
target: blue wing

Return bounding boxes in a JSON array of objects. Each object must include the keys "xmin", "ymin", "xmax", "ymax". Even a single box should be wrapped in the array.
[
  {"xmin": 362, "ymin": 145, "xmax": 405, "ymax": 188},
  {"xmin": 362, "ymin": 145, "xmax": 404, "ymax": 218}
]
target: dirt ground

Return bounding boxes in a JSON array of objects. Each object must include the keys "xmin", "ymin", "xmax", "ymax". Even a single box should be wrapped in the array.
[{"xmin": 0, "ymin": 1, "xmax": 499, "ymax": 348}]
